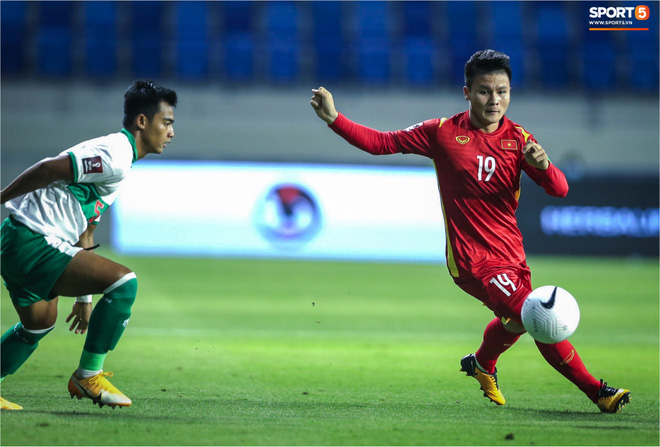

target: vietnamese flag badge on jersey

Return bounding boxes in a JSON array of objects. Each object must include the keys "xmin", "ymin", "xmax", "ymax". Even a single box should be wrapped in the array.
[{"xmin": 501, "ymin": 140, "xmax": 518, "ymax": 150}]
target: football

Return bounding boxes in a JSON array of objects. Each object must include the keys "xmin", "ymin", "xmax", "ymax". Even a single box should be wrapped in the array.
[{"xmin": 521, "ymin": 285, "xmax": 580, "ymax": 344}]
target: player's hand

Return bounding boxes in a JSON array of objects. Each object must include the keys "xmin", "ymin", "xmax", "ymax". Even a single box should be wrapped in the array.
[
  {"xmin": 66, "ymin": 302, "xmax": 92, "ymax": 335},
  {"xmin": 523, "ymin": 141, "xmax": 550, "ymax": 171},
  {"xmin": 310, "ymin": 87, "xmax": 339, "ymax": 125}
]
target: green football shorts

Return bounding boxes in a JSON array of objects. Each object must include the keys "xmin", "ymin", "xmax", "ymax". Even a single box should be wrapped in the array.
[{"xmin": 1, "ymin": 216, "xmax": 82, "ymax": 307}]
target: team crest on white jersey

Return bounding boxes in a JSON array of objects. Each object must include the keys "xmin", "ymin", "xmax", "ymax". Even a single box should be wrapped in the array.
[{"xmin": 82, "ymin": 156, "xmax": 103, "ymax": 174}]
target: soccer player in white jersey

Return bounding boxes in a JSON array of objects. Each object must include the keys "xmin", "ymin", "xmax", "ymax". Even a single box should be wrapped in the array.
[{"xmin": 0, "ymin": 80, "xmax": 176, "ymax": 409}]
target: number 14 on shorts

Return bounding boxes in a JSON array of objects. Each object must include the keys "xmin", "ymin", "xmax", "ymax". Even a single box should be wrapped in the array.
[{"xmin": 490, "ymin": 274, "xmax": 517, "ymax": 297}]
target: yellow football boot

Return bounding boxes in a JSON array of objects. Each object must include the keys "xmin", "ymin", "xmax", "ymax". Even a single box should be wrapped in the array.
[
  {"xmin": 460, "ymin": 353, "xmax": 505, "ymax": 405},
  {"xmin": 68, "ymin": 371, "xmax": 132, "ymax": 408},
  {"xmin": 1, "ymin": 396, "xmax": 23, "ymax": 410},
  {"xmin": 597, "ymin": 380, "xmax": 630, "ymax": 413}
]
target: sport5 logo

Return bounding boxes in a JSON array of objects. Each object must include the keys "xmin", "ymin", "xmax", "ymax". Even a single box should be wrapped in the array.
[{"xmin": 589, "ymin": 5, "xmax": 649, "ymax": 20}]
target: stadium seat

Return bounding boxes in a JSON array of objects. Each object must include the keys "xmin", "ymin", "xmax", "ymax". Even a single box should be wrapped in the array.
[
  {"xmin": 623, "ymin": 2, "xmax": 659, "ymax": 90},
  {"xmin": 354, "ymin": 1, "xmax": 391, "ymax": 84},
  {"xmin": 402, "ymin": 1, "xmax": 432, "ymax": 38},
  {"xmin": 130, "ymin": 1, "xmax": 164, "ymax": 77},
  {"xmin": 84, "ymin": 1, "xmax": 118, "ymax": 77},
  {"xmin": 485, "ymin": 1, "xmax": 526, "ymax": 87},
  {"xmin": 627, "ymin": 42, "xmax": 659, "ymax": 90},
  {"xmin": 266, "ymin": 1, "xmax": 300, "ymax": 83},
  {"xmin": 175, "ymin": 1, "xmax": 209, "ymax": 80},
  {"xmin": 312, "ymin": 1, "xmax": 344, "ymax": 81},
  {"xmin": 581, "ymin": 39, "xmax": 616, "ymax": 90},
  {"xmin": 534, "ymin": 2, "xmax": 570, "ymax": 87},
  {"xmin": 402, "ymin": 2, "xmax": 435, "ymax": 86},
  {"xmin": 36, "ymin": 1, "xmax": 74, "ymax": 77},
  {"xmin": 404, "ymin": 37, "xmax": 435, "ymax": 86},
  {"xmin": 446, "ymin": 1, "xmax": 480, "ymax": 85},
  {"xmin": 221, "ymin": 1, "xmax": 255, "ymax": 82},
  {"xmin": 1, "ymin": 1, "xmax": 27, "ymax": 75}
]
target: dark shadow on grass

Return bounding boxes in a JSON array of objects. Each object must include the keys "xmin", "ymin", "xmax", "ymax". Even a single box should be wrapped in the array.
[
  {"xmin": 507, "ymin": 407, "xmax": 598, "ymax": 417},
  {"xmin": 506, "ymin": 406, "xmax": 638, "ymax": 428},
  {"xmin": 27, "ymin": 410, "xmax": 186, "ymax": 422}
]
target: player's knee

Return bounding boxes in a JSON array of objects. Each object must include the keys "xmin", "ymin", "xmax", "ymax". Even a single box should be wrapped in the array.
[
  {"xmin": 13, "ymin": 322, "xmax": 55, "ymax": 345},
  {"xmin": 502, "ymin": 317, "xmax": 526, "ymax": 334},
  {"xmin": 104, "ymin": 272, "xmax": 138, "ymax": 305}
]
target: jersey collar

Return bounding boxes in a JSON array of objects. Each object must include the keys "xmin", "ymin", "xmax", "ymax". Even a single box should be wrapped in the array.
[{"xmin": 120, "ymin": 128, "xmax": 139, "ymax": 163}]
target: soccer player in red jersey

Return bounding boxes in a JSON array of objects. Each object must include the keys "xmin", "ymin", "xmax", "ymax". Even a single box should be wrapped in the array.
[{"xmin": 310, "ymin": 49, "xmax": 630, "ymax": 413}]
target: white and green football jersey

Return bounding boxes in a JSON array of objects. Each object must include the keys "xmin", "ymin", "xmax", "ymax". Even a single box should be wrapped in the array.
[{"xmin": 5, "ymin": 129, "xmax": 138, "ymax": 245}]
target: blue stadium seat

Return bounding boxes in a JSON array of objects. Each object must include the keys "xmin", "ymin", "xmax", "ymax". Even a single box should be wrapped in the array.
[
  {"xmin": 38, "ymin": 0, "xmax": 74, "ymax": 27},
  {"xmin": 36, "ymin": 1, "xmax": 74, "ymax": 77},
  {"xmin": 446, "ymin": 1, "xmax": 480, "ymax": 85},
  {"xmin": 534, "ymin": 2, "xmax": 570, "ymax": 87},
  {"xmin": 404, "ymin": 37, "xmax": 434, "ymax": 86},
  {"xmin": 357, "ymin": 38, "xmax": 390, "ymax": 84},
  {"xmin": 223, "ymin": 33, "xmax": 254, "ymax": 82},
  {"xmin": 1, "ymin": 1, "xmax": 27, "ymax": 75},
  {"xmin": 581, "ymin": 39, "xmax": 616, "ymax": 89},
  {"xmin": 402, "ymin": 1, "xmax": 431, "ymax": 38},
  {"xmin": 266, "ymin": 1, "xmax": 300, "ymax": 83},
  {"xmin": 175, "ymin": 1, "xmax": 209, "ymax": 80},
  {"xmin": 130, "ymin": 1, "xmax": 164, "ymax": 77},
  {"xmin": 623, "ymin": 2, "xmax": 659, "ymax": 90},
  {"xmin": 84, "ymin": 1, "xmax": 117, "ymax": 77},
  {"xmin": 628, "ymin": 47, "xmax": 659, "ymax": 90},
  {"xmin": 222, "ymin": 1, "xmax": 252, "ymax": 33},
  {"xmin": 485, "ymin": 1, "xmax": 526, "ymax": 87},
  {"xmin": 488, "ymin": 1, "xmax": 523, "ymax": 40},
  {"xmin": 354, "ymin": 1, "xmax": 390, "ymax": 84},
  {"xmin": 312, "ymin": 1, "xmax": 344, "ymax": 81},
  {"xmin": 402, "ymin": 2, "xmax": 434, "ymax": 86},
  {"xmin": 221, "ymin": 2, "xmax": 255, "ymax": 82}
]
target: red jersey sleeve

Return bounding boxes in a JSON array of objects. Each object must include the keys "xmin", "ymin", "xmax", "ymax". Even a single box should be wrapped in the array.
[
  {"xmin": 329, "ymin": 113, "xmax": 437, "ymax": 157},
  {"xmin": 515, "ymin": 125, "xmax": 569, "ymax": 198},
  {"xmin": 523, "ymin": 162, "xmax": 569, "ymax": 198}
]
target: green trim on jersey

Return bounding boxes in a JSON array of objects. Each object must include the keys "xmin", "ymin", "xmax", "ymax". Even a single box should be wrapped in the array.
[
  {"xmin": 67, "ymin": 183, "xmax": 110, "ymax": 224},
  {"xmin": 120, "ymin": 128, "xmax": 138, "ymax": 162},
  {"xmin": 68, "ymin": 151, "xmax": 79, "ymax": 182}
]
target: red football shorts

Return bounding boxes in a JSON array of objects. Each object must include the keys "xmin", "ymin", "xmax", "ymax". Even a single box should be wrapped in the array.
[{"xmin": 453, "ymin": 263, "xmax": 533, "ymax": 325}]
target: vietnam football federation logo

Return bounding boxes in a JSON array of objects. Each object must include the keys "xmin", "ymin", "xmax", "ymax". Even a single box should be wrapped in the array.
[{"xmin": 254, "ymin": 183, "xmax": 322, "ymax": 248}]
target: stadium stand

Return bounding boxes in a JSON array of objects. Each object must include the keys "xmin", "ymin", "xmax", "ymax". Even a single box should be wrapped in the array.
[
  {"xmin": 175, "ymin": 1, "xmax": 210, "ymax": 81},
  {"xmin": 36, "ymin": 1, "xmax": 74, "ymax": 77},
  {"xmin": 129, "ymin": 1, "xmax": 164, "ymax": 78},
  {"xmin": 1, "ymin": 1, "xmax": 656, "ymax": 90},
  {"xmin": 84, "ymin": 1, "xmax": 118, "ymax": 78},
  {"xmin": 221, "ymin": 1, "xmax": 255, "ymax": 82},
  {"xmin": 1, "ymin": 1, "xmax": 28, "ymax": 75}
]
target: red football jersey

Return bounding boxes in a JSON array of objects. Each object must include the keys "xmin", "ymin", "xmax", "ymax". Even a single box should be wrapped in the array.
[{"xmin": 330, "ymin": 111, "xmax": 568, "ymax": 279}]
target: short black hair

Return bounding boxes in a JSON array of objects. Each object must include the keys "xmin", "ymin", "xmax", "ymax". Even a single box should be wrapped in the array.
[
  {"xmin": 464, "ymin": 50, "xmax": 512, "ymax": 90},
  {"xmin": 123, "ymin": 80, "xmax": 178, "ymax": 128}
]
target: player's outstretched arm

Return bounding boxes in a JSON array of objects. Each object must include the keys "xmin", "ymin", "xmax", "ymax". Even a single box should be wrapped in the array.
[
  {"xmin": 522, "ymin": 141, "xmax": 550, "ymax": 171},
  {"xmin": 1, "ymin": 154, "xmax": 74, "ymax": 204},
  {"xmin": 310, "ymin": 86, "xmax": 339, "ymax": 125}
]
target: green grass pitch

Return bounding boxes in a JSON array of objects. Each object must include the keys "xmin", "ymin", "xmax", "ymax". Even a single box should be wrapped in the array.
[{"xmin": 1, "ymin": 253, "xmax": 658, "ymax": 446}]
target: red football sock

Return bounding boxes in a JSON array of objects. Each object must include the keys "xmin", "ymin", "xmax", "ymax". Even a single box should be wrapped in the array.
[
  {"xmin": 475, "ymin": 317, "xmax": 522, "ymax": 374},
  {"xmin": 535, "ymin": 339, "xmax": 601, "ymax": 402}
]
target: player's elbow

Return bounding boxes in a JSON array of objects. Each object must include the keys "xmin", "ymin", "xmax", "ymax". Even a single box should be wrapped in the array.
[{"xmin": 552, "ymin": 184, "xmax": 569, "ymax": 198}]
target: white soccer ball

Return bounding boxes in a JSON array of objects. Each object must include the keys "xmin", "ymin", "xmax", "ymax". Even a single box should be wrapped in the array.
[{"xmin": 521, "ymin": 285, "xmax": 580, "ymax": 344}]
